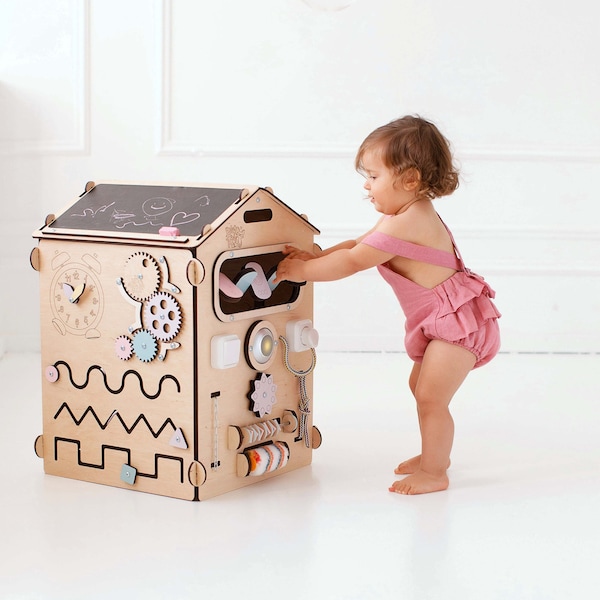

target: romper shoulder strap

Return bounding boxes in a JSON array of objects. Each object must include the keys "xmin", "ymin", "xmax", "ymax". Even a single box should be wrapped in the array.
[
  {"xmin": 361, "ymin": 231, "xmax": 462, "ymax": 270},
  {"xmin": 436, "ymin": 214, "xmax": 467, "ymax": 270}
]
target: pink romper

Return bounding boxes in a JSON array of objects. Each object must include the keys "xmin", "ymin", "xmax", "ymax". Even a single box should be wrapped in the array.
[{"xmin": 361, "ymin": 220, "xmax": 501, "ymax": 368}]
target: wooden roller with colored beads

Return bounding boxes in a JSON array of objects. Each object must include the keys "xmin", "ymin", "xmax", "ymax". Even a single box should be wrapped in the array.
[{"xmin": 237, "ymin": 441, "xmax": 290, "ymax": 477}]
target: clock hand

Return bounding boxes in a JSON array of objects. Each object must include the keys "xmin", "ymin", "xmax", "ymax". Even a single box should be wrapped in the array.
[{"xmin": 69, "ymin": 283, "xmax": 86, "ymax": 303}]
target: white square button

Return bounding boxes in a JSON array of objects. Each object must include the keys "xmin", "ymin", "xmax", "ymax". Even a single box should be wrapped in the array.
[{"xmin": 211, "ymin": 334, "xmax": 241, "ymax": 369}]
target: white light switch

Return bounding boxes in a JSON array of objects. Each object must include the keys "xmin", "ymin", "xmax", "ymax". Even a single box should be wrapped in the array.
[{"xmin": 211, "ymin": 334, "xmax": 241, "ymax": 369}]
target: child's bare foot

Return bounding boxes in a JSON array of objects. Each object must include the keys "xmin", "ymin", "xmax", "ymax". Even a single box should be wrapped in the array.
[
  {"xmin": 394, "ymin": 456, "xmax": 450, "ymax": 475},
  {"xmin": 389, "ymin": 470, "xmax": 449, "ymax": 495},
  {"xmin": 394, "ymin": 455, "xmax": 421, "ymax": 475}
]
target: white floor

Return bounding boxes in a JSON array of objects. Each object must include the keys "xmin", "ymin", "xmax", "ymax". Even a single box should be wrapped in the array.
[{"xmin": 1, "ymin": 351, "xmax": 599, "ymax": 600}]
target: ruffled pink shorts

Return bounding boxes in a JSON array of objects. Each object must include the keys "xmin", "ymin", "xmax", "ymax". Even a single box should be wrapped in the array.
[
  {"xmin": 407, "ymin": 307, "xmax": 501, "ymax": 368},
  {"xmin": 404, "ymin": 270, "xmax": 501, "ymax": 369}
]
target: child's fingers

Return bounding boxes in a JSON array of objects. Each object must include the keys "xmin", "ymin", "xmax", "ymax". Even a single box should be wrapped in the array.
[
  {"xmin": 274, "ymin": 260, "xmax": 288, "ymax": 284},
  {"xmin": 275, "ymin": 257, "xmax": 306, "ymax": 284},
  {"xmin": 284, "ymin": 247, "xmax": 314, "ymax": 261},
  {"xmin": 284, "ymin": 245, "xmax": 309, "ymax": 258}
]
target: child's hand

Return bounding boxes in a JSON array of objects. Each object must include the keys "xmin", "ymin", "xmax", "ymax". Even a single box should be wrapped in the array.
[
  {"xmin": 274, "ymin": 257, "xmax": 306, "ymax": 284},
  {"xmin": 282, "ymin": 244, "xmax": 318, "ymax": 261}
]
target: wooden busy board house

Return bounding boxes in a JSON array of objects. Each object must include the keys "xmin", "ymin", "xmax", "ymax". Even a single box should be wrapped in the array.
[{"xmin": 31, "ymin": 182, "xmax": 321, "ymax": 500}]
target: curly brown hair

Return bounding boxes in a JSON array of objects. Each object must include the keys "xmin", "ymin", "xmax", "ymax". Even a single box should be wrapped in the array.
[{"xmin": 355, "ymin": 115, "xmax": 460, "ymax": 200}]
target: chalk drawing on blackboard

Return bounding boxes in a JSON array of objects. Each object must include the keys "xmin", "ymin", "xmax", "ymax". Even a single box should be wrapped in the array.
[
  {"xmin": 70, "ymin": 202, "xmax": 116, "ymax": 219},
  {"xmin": 49, "ymin": 184, "xmax": 241, "ymax": 236},
  {"xmin": 143, "ymin": 197, "xmax": 175, "ymax": 217},
  {"xmin": 110, "ymin": 196, "xmax": 211, "ymax": 230}
]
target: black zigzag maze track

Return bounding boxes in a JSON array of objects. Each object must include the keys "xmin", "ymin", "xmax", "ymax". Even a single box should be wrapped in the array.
[
  {"xmin": 53, "ymin": 360, "xmax": 181, "ymax": 399},
  {"xmin": 53, "ymin": 437, "xmax": 184, "ymax": 483},
  {"xmin": 54, "ymin": 403, "xmax": 177, "ymax": 438}
]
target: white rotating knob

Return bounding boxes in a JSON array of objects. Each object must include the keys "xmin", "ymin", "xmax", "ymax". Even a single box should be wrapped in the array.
[{"xmin": 286, "ymin": 319, "xmax": 319, "ymax": 352}]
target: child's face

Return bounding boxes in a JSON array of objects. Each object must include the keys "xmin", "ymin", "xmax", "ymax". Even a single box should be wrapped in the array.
[{"xmin": 361, "ymin": 150, "xmax": 417, "ymax": 216}]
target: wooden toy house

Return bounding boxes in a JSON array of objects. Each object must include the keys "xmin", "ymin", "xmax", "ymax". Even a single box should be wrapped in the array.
[{"xmin": 31, "ymin": 182, "xmax": 321, "ymax": 500}]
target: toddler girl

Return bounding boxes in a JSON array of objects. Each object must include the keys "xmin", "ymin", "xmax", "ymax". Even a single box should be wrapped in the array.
[{"xmin": 275, "ymin": 115, "xmax": 501, "ymax": 495}]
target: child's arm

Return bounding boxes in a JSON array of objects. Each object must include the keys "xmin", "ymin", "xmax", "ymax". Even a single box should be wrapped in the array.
[
  {"xmin": 320, "ymin": 240, "xmax": 356, "ymax": 256},
  {"xmin": 283, "ymin": 239, "xmax": 357, "ymax": 261},
  {"xmin": 283, "ymin": 215, "xmax": 385, "ymax": 260},
  {"xmin": 275, "ymin": 240, "xmax": 392, "ymax": 284}
]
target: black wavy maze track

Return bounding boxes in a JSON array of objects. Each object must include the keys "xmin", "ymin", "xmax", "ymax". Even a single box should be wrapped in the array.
[
  {"xmin": 53, "ymin": 361, "xmax": 180, "ymax": 399},
  {"xmin": 54, "ymin": 402, "xmax": 177, "ymax": 439},
  {"xmin": 54, "ymin": 437, "xmax": 184, "ymax": 483}
]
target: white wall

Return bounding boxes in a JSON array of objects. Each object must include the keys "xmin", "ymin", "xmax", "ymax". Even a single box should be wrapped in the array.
[{"xmin": 2, "ymin": 0, "xmax": 599, "ymax": 355}]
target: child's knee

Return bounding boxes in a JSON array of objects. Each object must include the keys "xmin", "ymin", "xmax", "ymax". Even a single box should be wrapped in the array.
[
  {"xmin": 409, "ymin": 377, "xmax": 418, "ymax": 398},
  {"xmin": 414, "ymin": 385, "xmax": 445, "ymax": 413},
  {"xmin": 408, "ymin": 363, "xmax": 421, "ymax": 397}
]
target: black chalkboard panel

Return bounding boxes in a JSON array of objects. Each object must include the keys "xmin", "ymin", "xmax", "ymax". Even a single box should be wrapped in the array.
[{"xmin": 48, "ymin": 183, "xmax": 244, "ymax": 236}]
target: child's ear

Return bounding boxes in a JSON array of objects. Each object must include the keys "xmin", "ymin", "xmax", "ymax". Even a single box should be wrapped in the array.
[{"xmin": 402, "ymin": 168, "xmax": 421, "ymax": 191}]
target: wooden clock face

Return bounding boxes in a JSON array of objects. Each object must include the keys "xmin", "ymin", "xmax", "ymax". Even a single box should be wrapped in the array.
[{"xmin": 51, "ymin": 264, "xmax": 103, "ymax": 336}]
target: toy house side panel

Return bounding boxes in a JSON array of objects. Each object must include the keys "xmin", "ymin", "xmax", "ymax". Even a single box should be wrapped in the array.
[
  {"xmin": 36, "ymin": 238, "xmax": 198, "ymax": 500},
  {"xmin": 190, "ymin": 191, "xmax": 319, "ymax": 500}
]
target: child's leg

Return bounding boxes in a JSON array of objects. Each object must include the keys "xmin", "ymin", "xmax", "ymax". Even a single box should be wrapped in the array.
[
  {"xmin": 393, "ymin": 362, "xmax": 423, "ymax": 475},
  {"xmin": 390, "ymin": 340, "xmax": 476, "ymax": 495},
  {"xmin": 394, "ymin": 361, "xmax": 453, "ymax": 475}
]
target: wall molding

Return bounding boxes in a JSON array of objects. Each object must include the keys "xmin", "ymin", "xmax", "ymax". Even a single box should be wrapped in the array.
[
  {"xmin": 458, "ymin": 146, "xmax": 600, "ymax": 164},
  {"xmin": 158, "ymin": 143, "xmax": 600, "ymax": 162},
  {"xmin": 154, "ymin": 0, "xmax": 356, "ymax": 158},
  {"xmin": 155, "ymin": 0, "xmax": 600, "ymax": 163},
  {"xmin": 0, "ymin": 0, "xmax": 90, "ymax": 156}
]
